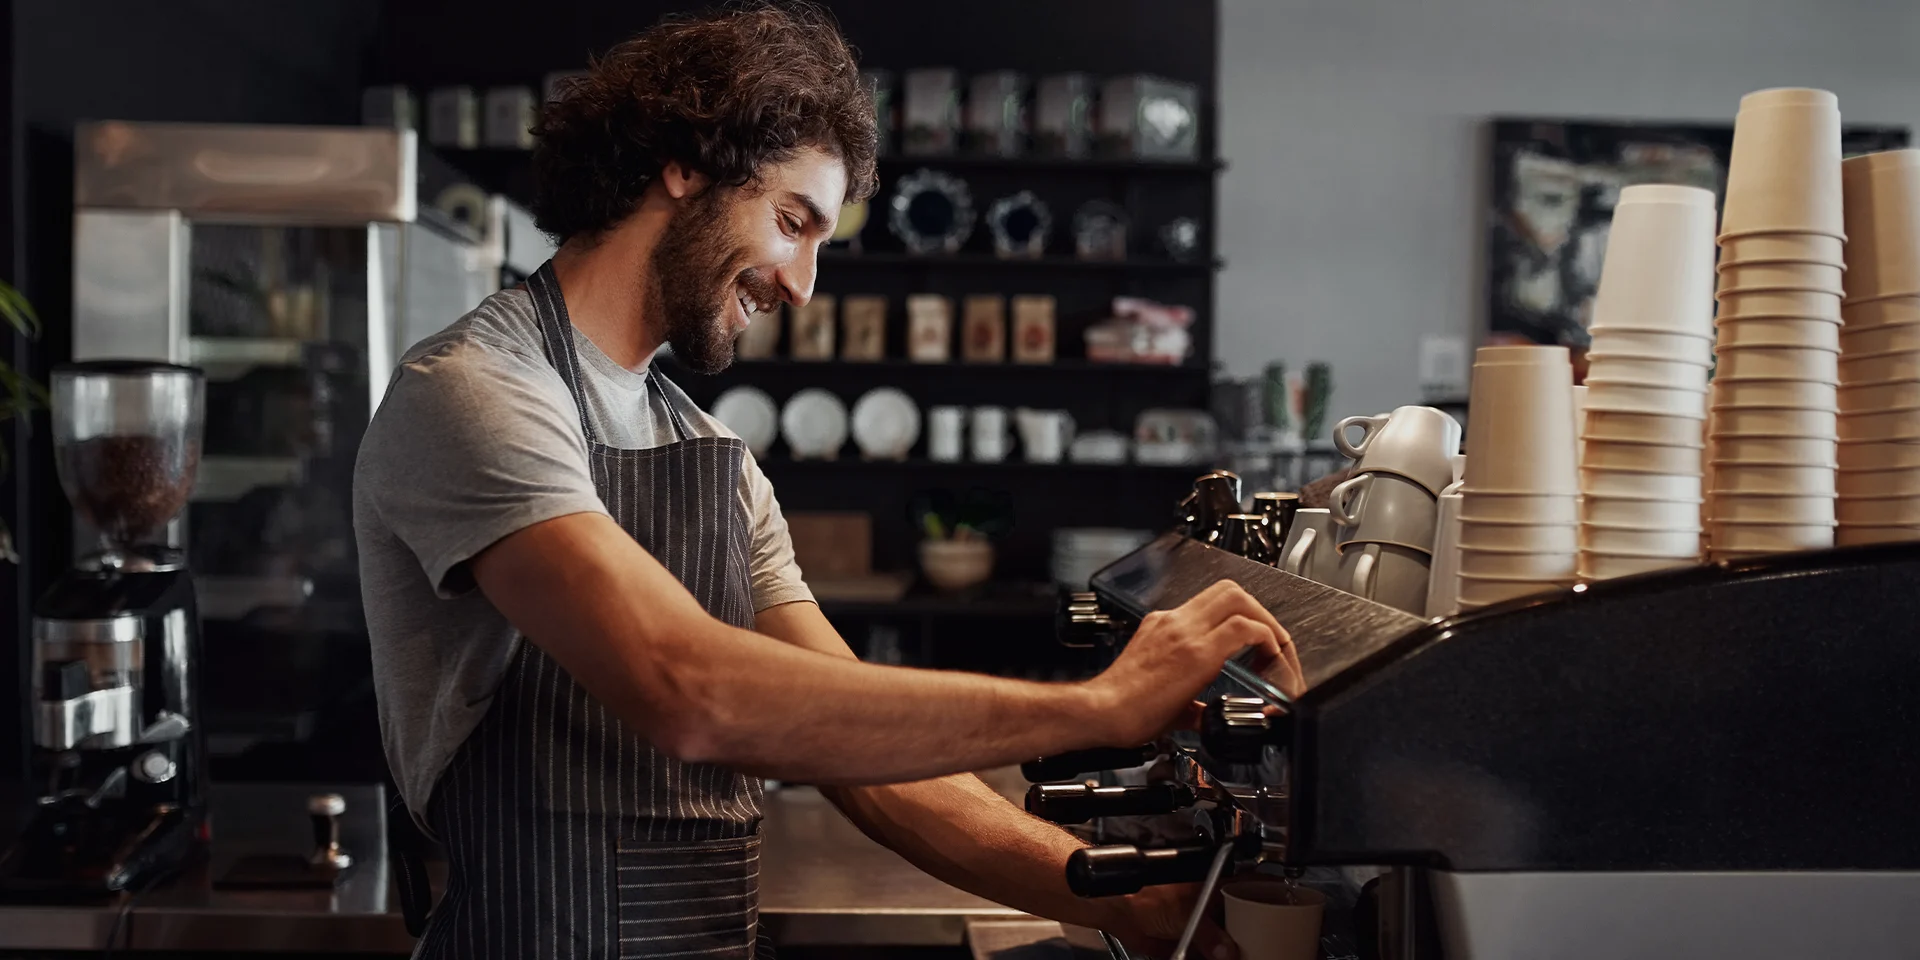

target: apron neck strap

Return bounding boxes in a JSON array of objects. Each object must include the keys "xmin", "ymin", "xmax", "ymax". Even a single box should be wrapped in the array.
[{"xmin": 526, "ymin": 260, "xmax": 692, "ymax": 444}]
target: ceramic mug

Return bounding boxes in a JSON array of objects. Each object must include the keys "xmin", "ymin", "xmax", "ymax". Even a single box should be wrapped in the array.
[
  {"xmin": 928, "ymin": 406, "xmax": 967, "ymax": 462},
  {"xmin": 1341, "ymin": 540, "xmax": 1432, "ymax": 614},
  {"xmin": 1279, "ymin": 508, "xmax": 1343, "ymax": 585},
  {"xmin": 1334, "ymin": 405, "xmax": 1463, "ymax": 494},
  {"xmin": 1330, "ymin": 471, "xmax": 1441, "ymax": 551},
  {"xmin": 971, "ymin": 405, "xmax": 1010, "ymax": 462},
  {"xmin": 1015, "ymin": 408, "xmax": 1075, "ymax": 464}
]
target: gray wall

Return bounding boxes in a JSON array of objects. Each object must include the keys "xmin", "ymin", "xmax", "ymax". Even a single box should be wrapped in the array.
[{"xmin": 1215, "ymin": 0, "xmax": 1920, "ymax": 420}]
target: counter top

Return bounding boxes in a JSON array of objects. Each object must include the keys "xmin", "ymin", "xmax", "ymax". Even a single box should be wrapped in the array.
[{"xmin": 0, "ymin": 778, "xmax": 1025, "ymax": 952}]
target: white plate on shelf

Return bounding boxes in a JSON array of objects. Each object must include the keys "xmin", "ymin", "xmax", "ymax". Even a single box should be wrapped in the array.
[
  {"xmin": 711, "ymin": 386, "xmax": 779, "ymax": 458},
  {"xmin": 851, "ymin": 387, "xmax": 921, "ymax": 460},
  {"xmin": 781, "ymin": 388, "xmax": 849, "ymax": 460}
]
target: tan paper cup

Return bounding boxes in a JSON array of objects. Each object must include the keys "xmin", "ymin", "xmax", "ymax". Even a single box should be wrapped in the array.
[
  {"xmin": 1457, "ymin": 490, "xmax": 1581, "ymax": 524},
  {"xmin": 1588, "ymin": 185, "xmax": 1717, "ymax": 336},
  {"xmin": 1720, "ymin": 231, "xmax": 1846, "ymax": 265},
  {"xmin": 1709, "ymin": 435, "xmax": 1838, "ymax": 464},
  {"xmin": 1712, "ymin": 463, "xmax": 1840, "ymax": 496},
  {"xmin": 1841, "ymin": 379, "xmax": 1920, "ymax": 413},
  {"xmin": 1581, "ymin": 439, "xmax": 1705, "ymax": 474},
  {"xmin": 1836, "ymin": 524, "xmax": 1920, "ymax": 546},
  {"xmin": 1841, "ymin": 150, "xmax": 1920, "ymax": 300},
  {"xmin": 1710, "ymin": 377, "xmax": 1840, "ymax": 409},
  {"xmin": 1583, "ymin": 495, "xmax": 1707, "ymax": 529},
  {"xmin": 1840, "ymin": 323, "xmax": 1920, "ymax": 356},
  {"xmin": 1839, "ymin": 350, "xmax": 1920, "ymax": 383},
  {"xmin": 1740, "ymin": 87, "xmax": 1840, "ymax": 110},
  {"xmin": 1463, "ymin": 347, "xmax": 1579, "ymax": 495},
  {"xmin": 1457, "ymin": 571, "xmax": 1572, "ymax": 607},
  {"xmin": 1837, "ymin": 496, "xmax": 1920, "ymax": 525},
  {"xmin": 1223, "ymin": 882, "xmax": 1325, "ymax": 960},
  {"xmin": 1714, "ymin": 345, "xmax": 1840, "ymax": 382},
  {"xmin": 1710, "ymin": 493, "xmax": 1837, "ymax": 524},
  {"xmin": 1839, "ymin": 439, "xmax": 1920, "ymax": 470},
  {"xmin": 1839, "ymin": 407, "xmax": 1920, "ymax": 441},
  {"xmin": 1836, "ymin": 467, "xmax": 1920, "ymax": 497},
  {"xmin": 1586, "ymin": 328, "xmax": 1716, "ymax": 363},
  {"xmin": 1717, "ymin": 261, "xmax": 1846, "ymax": 292},
  {"xmin": 1583, "ymin": 409, "xmax": 1709, "ymax": 446},
  {"xmin": 1459, "ymin": 549, "xmax": 1581, "ymax": 579},
  {"xmin": 1584, "ymin": 356, "xmax": 1712, "ymax": 390},
  {"xmin": 1581, "ymin": 552, "xmax": 1699, "ymax": 579},
  {"xmin": 1709, "ymin": 519, "xmax": 1836, "ymax": 551},
  {"xmin": 1458, "ymin": 519, "xmax": 1581, "ymax": 553},
  {"xmin": 1714, "ymin": 316, "xmax": 1843, "ymax": 350},
  {"xmin": 1710, "ymin": 406, "xmax": 1839, "ymax": 437},
  {"xmin": 1841, "ymin": 296, "xmax": 1920, "ymax": 329},
  {"xmin": 1721, "ymin": 95, "xmax": 1844, "ymax": 237},
  {"xmin": 1580, "ymin": 468, "xmax": 1704, "ymax": 500},
  {"xmin": 1717, "ymin": 288, "xmax": 1843, "ymax": 321},
  {"xmin": 1584, "ymin": 381, "xmax": 1708, "ymax": 419},
  {"xmin": 1581, "ymin": 523, "xmax": 1705, "ymax": 556}
]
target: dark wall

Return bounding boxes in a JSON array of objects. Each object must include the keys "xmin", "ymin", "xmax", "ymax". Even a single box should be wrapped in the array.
[{"xmin": 2, "ymin": 0, "xmax": 381, "ymax": 779}]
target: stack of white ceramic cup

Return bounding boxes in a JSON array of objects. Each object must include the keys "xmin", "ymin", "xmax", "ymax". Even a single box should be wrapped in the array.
[
  {"xmin": 1326, "ymin": 406, "xmax": 1460, "ymax": 614},
  {"xmin": 1706, "ymin": 87, "xmax": 1846, "ymax": 560},
  {"xmin": 1456, "ymin": 345, "xmax": 1580, "ymax": 609},
  {"xmin": 1836, "ymin": 149, "xmax": 1920, "ymax": 544},
  {"xmin": 1578, "ymin": 184, "xmax": 1715, "ymax": 579}
]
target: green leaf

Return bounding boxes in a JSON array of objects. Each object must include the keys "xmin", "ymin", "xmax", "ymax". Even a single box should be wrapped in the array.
[{"xmin": 0, "ymin": 281, "xmax": 41, "ymax": 339}]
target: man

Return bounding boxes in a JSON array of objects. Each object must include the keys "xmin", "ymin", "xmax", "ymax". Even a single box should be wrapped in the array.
[{"xmin": 354, "ymin": 6, "xmax": 1303, "ymax": 958}]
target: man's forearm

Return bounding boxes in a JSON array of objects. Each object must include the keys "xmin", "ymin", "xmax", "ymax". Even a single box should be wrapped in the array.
[{"xmin": 819, "ymin": 775, "xmax": 1127, "ymax": 933}]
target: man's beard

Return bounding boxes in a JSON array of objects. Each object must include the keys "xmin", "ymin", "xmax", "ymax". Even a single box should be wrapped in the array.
[{"xmin": 648, "ymin": 190, "xmax": 780, "ymax": 375}]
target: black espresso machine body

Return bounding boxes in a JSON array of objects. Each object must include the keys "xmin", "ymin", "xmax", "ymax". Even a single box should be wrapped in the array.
[{"xmin": 1034, "ymin": 531, "xmax": 1920, "ymax": 959}]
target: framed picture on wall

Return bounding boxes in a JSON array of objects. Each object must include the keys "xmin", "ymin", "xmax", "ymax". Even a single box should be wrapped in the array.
[{"xmin": 1486, "ymin": 118, "xmax": 1910, "ymax": 349}]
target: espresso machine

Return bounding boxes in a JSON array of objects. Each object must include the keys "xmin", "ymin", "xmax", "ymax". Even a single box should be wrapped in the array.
[
  {"xmin": 1032, "ymin": 471, "xmax": 1920, "ymax": 959},
  {"xmin": 0, "ymin": 362, "xmax": 209, "ymax": 896}
]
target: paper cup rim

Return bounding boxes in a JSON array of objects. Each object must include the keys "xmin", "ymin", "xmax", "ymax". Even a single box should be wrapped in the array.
[
  {"xmin": 1579, "ymin": 490, "xmax": 1706, "ymax": 503},
  {"xmin": 1709, "ymin": 402, "xmax": 1841, "ymax": 413},
  {"xmin": 1584, "ymin": 352, "xmax": 1713, "ymax": 367},
  {"xmin": 1581, "ymin": 434, "xmax": 1707, "ymax": 450},
  {"xmin": 1221, "ymin": 882, "xmax": 1329, "ymax": 908},
  {"xmin": 1717, "ymin": 227, "xmax": 1848, "ymax": 243},
  {"xmin": 1456, "ymin": 540, "xmax": 1581, "ymax": 554},
  {"xmin": 1842, "ymin": 290, "xmax": 1920, "ymax": 308},
  {"xmin": 1715, "ymin": 310, "xmax": 1845, "ymax": 323},
  {"xmin": 1457, "ymin": 487, "xmax": 1581, "ymax": 498},
  {"xmin": 1457, "ymin": 516, "xmax": 1582, "ymax": 529},
  {"xmin": 1716, "ymin": 256, "xmax": 1848, "ymax": 271},
  {"xmin": 1837, "ymin": 345, "xmax": 1920, "ymax": 362},
  {"xmin": 1456, "ymin": 571, "xmax": 1577, "ymax": 584},
  {"xmin": 1716, "ymin": 284, "xmax": 1849, "ymax": 299},
  {"xmin": 1840, "ymin": 322, "xmax": 1920, "ymax": 338},
  {"xmin": 1706, "ymin": 518, "xmax": 1839, "ymax": 528},
  {"xmin": 1582, "ymin": 403, "xmax": 1710, "ymax": 420},
  {"xmin": 1584, "ymin": 324, "xmax": 1716, "ymax": 339},
  {"xmin": 1837, "ymin": 402, "xmax": 1920, "ymax": 415}
]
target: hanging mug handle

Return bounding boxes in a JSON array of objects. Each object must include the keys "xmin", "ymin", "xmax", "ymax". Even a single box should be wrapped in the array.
[
  {"xmin": 1348, "ymin": 548, "xmax": 1378, "ymax": 600},
  {"xmin": 1281, "ymin": 527, "xmax": 1319, "ymax": 577},
  {"xmin": 1329, "ymin": 473, "xmax": 1373, "ymax": 527},
  {"xmin": 1334, "ymin": 413, "xmax": 1390, "ymax": 460}
]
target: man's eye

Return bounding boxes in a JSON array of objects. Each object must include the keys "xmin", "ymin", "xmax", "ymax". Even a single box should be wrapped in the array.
[{"xmin": 782, "ymin": 217, "xmax": 802, "ymax": 236}]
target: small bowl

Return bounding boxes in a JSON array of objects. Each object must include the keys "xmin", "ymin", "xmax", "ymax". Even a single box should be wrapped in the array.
[{"xmin": 919, "ymin": 539, "xmax": 994, "ymax": 592}]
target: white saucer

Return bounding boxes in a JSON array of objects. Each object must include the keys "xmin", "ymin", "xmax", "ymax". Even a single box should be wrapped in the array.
[
  {"xmin": 851, "ymin": 387, "xmax": 921, "ymax": 460},
  {"xmin": 781, "ymin": 388, "xmax": 849, "ymax": 460},
  {"xmin": 711, "ymin": 386, "xmax": 779, "ymax": 458}
]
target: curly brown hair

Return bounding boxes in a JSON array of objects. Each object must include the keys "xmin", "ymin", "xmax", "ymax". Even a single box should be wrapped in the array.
[{"xmin": 530, "ymin": 2, "xmax": 879, "ymax": 241}]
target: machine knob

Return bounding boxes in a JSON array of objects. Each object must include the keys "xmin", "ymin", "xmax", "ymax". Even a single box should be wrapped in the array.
[
  {"xmin": 1024, "ymin": 782, "xmax": 1196, "ymax": 825},
  {"xmin": 1201, "ymin": 696, "xmax": 1288, "ymax": 764},
  {"xmin": 131, "ymin": 749, "xmax": 177, "ymax": 784}
]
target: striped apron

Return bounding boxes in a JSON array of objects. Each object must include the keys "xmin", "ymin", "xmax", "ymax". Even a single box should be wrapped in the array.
[{"xmin": 412, "ymin": 262, "xmax": 771, "ymax": 959}]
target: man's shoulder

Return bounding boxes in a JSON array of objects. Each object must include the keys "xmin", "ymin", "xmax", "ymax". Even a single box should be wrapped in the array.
[{"xmin": 399, "ymin": 287, "xmax": 545, "ymax": 368}]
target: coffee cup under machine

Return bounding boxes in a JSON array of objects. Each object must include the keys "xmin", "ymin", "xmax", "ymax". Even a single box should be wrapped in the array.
[{"xmin": 1, "ymin": 361, "xmax": 209, "ymax": 896}]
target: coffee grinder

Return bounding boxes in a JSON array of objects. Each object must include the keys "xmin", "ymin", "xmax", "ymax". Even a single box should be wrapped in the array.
[{"xmin": 1, "ymin": 361, "xmax": 208, "ymax": 896}]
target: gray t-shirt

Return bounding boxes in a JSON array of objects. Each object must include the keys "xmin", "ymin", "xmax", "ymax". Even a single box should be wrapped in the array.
[{"xmin": 354, "ymin": 287, "xmax": 813, "ymax": 820}]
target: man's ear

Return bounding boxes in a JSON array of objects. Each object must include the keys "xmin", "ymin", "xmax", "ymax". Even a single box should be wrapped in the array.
[{"xmin": 658, "ymin": 161, "xmax": 713, "ymax": 201}]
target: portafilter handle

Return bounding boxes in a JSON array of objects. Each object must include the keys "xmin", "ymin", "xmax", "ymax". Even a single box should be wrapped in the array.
[
  {"xmin": 1025, "ymin": 782, "xmax": 1195, "ymax": 825},
  {"xmin": 1065, "ymin": 832, "xmax": 1262, "ymax": 898},
  {"xmin": 1021, "ymin": 744, "xmax": 1159, "ymax": 783}
]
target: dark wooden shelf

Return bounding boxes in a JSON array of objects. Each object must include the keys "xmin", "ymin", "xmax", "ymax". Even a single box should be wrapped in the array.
[
  {"xmin": 820, "ymin": 251, "xmax": 1220, "ymax": 272},
  {"xmin": 878, "ymin": 154, "xmax": 1225, "ymax": 175}
]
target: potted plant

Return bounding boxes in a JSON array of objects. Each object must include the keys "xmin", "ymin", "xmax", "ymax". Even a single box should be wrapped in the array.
[{"xmin": 0, "ymin": 279, "xmax": 48, "ymax": 563}]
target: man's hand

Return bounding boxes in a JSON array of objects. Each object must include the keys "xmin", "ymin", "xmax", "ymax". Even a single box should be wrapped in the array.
[
  {"xmin": 1083, "ymin": 581, "xmax": 1302, "ymax": 747},
  {"xmin": 1101, "ymin": 883, "xmax": 1238, "ymax": 960}
]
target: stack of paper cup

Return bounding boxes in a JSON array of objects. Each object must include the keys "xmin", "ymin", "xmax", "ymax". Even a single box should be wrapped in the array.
[
  {"xmin": 1707, "ymin": 88, "xmax": 1845, "ymax": 560},
  {"xmin": 1578, "ymin": 184, "xmax": 1715, "ymax": 579},
  {"xmin": 1837, "ymin": 149, "xmax": 1920, "ymax": 544},
  {"xmin": 1457, "ymin": 346, "xmax": 1579, "ymax": 608}
]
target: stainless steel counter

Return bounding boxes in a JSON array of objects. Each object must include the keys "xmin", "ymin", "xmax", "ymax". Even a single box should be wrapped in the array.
[{"xmin": 0, "ymin": 779, "xmax": 1023, "ymax": 952}]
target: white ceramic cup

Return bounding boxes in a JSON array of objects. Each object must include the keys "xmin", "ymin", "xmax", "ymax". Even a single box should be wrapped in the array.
[
  {"xmin": 1333, "ymin": 405, "xmax": 1463, "ymax": 495},
  {"xmin": 1457, "ymin": 519, "xmax": 1580, "ymax": 553},
  {"xmin": 1583, "ymin": 495, "xmax": 1705, "ymax": 529},
  {"xmin": 1583, "ymin": 410, "xmax": 1707, "ymax": 447},
  {"xmin": 1714, "ymin": 345, "xmax": 1841, "ymax": 382},
  {"xmin": 1714, "ymin": 316, "xmax": 1843, "ymax": 351},
  {"xmin": 1838, "ymin": 407, "xmax": 1920, "ymax": 442},
  {"xmin": 1842, "ymin": 150, "xmax": 1920, "ymax": 301},
  {"xmin": 1463, "ymin": 347, "xmax": 1580, "ymax": 496},
  {"xmin": 1835, "ymin": 524, "xmax": 1920, "ymax": 546},
  {"xmin": 1581, "ymin": 523, "xmax": 1704, "ymax": 557},
  {"xmin": 1842, "ymin": 295, "xmax": 1920, "ymax": 329},
  {"xmin": 1457, "ymin": 490, "xmax": 1580, "ymax": 525},
  {"xmin": 928, "ymin": 406, "xmax": 967, "ymax": 462},
  {"xmin": 1588, "ymin": 184, "xmax": 1717, "ymax": 337},
  {"xmin": 1720, "ymin": 231, "xmax": 1846, "ymax": 266},
  {"xmin": 970, "ymin": 405, "xmax": 1010, "ymax": 462},
  {"xmin": 1837, "ymin": 495, "xmax": 1920, "ymax": 525},
  {"xmin": 1583, "ymin": 381, "xmax": 1708, "ymax": 419},
  {"xmin": 1586, "ymin": 328, "xmax": 1715, "ymax": 363},
  {"xmin": 1341, "ymin": 540, "xmax": 1432, "ymax": 614},
  {"xmin": 1712, "ymin": 463, "xmax": 1840, "ymax": 496},
  {"xmin": 1710, "ymin": 435, "xmax": 1838, "ymax": 465},
  {"xmin": 1710, "ymin": 378, "xmax": 1840, "ymax": 410},
  {"xmin": 1710, "ymin": 493, "xmax": 1837, "ymax": 524},
  {"xmin": 1581, "ymin": 439, "xmax": 1705, "ymax": 475},
  {"xmin": 1708, "ymin": 519, "xmax": 1836, "ymax": 552},
  {"xmin": 1711, "ymin": 406, "xmax": 1839, "ymax": 438},
  {"xmin": 1223, "ymin": 882, "xmax": 1326, "ymax": 960},
  {"xmin": 1279, "ymin": 508, "xmax": 1344, "ymax": 585},
  {"xmin": 1580, "ymin": 551, "xmax": 1698, "ymax": 580},
  {"xmin": 1015, "ymin": 408, "xmax": 1074, "ymax": 464},
  {"xmin": 1580, "ymin": 468, "xmax": 1704, "ymax": 501},
  {"xmin": 1330, "ymin": 471, "xmax": 1441, "ymax": 550}
]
